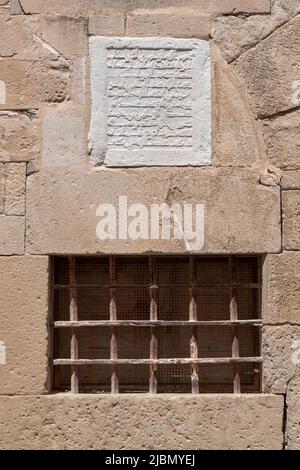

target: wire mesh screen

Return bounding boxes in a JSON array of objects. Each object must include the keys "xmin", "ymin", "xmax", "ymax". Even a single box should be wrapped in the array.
[{"xmin": 52, "ymin": 255, "xmax": 262, "ymax": 394}]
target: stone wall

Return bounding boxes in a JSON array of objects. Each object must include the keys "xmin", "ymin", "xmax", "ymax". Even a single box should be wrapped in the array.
[{"xmin": 0, "ymin": 0, "xmax": 299, "ymax": 450}]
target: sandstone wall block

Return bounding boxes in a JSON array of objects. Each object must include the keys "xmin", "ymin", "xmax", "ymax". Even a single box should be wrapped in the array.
[
  {"xmin": 20, "ymin": 0, "xmax": 124, "ymax": 16},
  {"xmin": 0, "ymin": 163, "xmax": 4, "ymax": 213},
  {"xmin": 127, "ymin": 9, "xmax": 211, "ymax": 39},
  {"xmin": 42, "ymin": 106, "xmax": 86, "ymax": 167},
  {"xmin": 88, "ymin": 14, "xmax": 125, "ymax": 36},
  {"xmin": 263, "ymin": 252, "xmax": 300, "ymax": 324},
  {"xmin": 0, "ymin": 8, "xmax": 41, "ymax": 59},
  {"xmin": 285, "ymin": 375, "xmax": 300, "ymax": 449},
  {"xmin": 233, "ymin": 15, "xmax": 300, "ymax": 118},
  {"xmin": 0, "ymin": 110, "xmax": 40, "ymax": 162},
  {"xmin": 263, "ymin": 325, "xmax": 300, "ymax": 393},
  {"xmin": 263, "ymin": 110, "xmax": 300, "ymax": 170},
  {"xmin": 212, "ymin": 46, "xmax": 261, "ymax": 167},
  {"xmin": 213, "ymin": 0, "xmax": 300, "ymax": 63},
  {"xmin": 126, "ymin": 0, "xmax": 271, "ymax": 15},
  {"xmin": 4, "ymin": 162, "xmax": 26, "ymax": 215},
  {"xmin": 26, "ymin": 168, "xmax": 281, "ymax": 255},
  {"xmin": 0, "ymin": 256, "xmax": 49, "ymax": 394},
  {"xmin": 42, "ymin": 16, "xmax": 87, "ymax": 59},
  {"xmin": 0, "ymin": 58, "xmax": 69, "ymax": 108},
  {"xmin": 283, "ymin": 190, "xmax": 300, "ymax": 250},
  {"xmin": 282, "ymin": 171, "xmax": 300, "ymax": 190},
  {"xmin": 0, "ymin": 394, "xmax": 283, "ymax": 450},
  {"xmin": 0, "ymin": 215, "xmax": 24, "ymax": 255}
]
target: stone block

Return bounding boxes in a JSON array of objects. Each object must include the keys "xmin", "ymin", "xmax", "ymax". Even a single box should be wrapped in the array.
[
  {"xmin": 0, "ymin": 110, "xmax": 40, "ymax": 162},
  {"xmin": 126, "ymin": 0, "xmax": 271, "ymax": 15},
  {"xmin": 42, "ymin": 16, "xmax": 87, "ymax": 59},
  {"xmin": 127, "ymin": 9, "xmax": 211, "ymax": 39},
  {"xmin": 286, "ymin": 375, "xmax": 300, "ymax": 449},
  {"xmin": 0, "ymin": 9, "xmax": 41, "ymax": 58},
  {"xmin": 0, "ymin": 394, "xmax": 283, "ymax": 449},
  {"xmin": 213, "ymin": 0, "xmax": 300, "ymax": 63},
  {"xmin": 212, "ymin": 46, "xmax": 261, "ymax": 167},
  {"xmin": 0, "ymin": 163, "xmax": 4, "ymax": 213},
  {"xmin": 263, "ymin": 252, "xmax": 300, "ymax": 324},
  {"xmin": 10, "ymin": 0, "xmax": 24, "ymax": 15},
  {"xmin": 263, "ymin": 110, "xmax": 300, "ymax": 170},
  {"xmin": 0, "ymin": 215, "xmax": 24, "ymax": 255},
  {"xmin": 0, "ymin": 256, "xmax": 48, "ymax": 394},
  {"xmin": 42, "ymin": 106, "xmax": 86, "ymax": 167},
  {"xmin": 26, "ymin": 168, "xmax": 281, "ymax": 255},
  {"xmin": 263, "ymin": 325, "xmax": 300, "ymax": 393},
  {"xmin": 283, "ymin": 191, "xmax": 300, "ymax": 250},
  {"xmin": 233, "ymin": 15, "xmax": 300, "ymax": 118},
  {"xmin": 88, "ymin": 14, "xmax": 124, "ymax": 36},
  {"xmin": 20, "ymin": 0, "xmax": 124, "ymax": 15},
  {"xmin": 70, "ymin": 58, "xmax": 87, "ymax": 106},
  {"xmin": 4, "ymin": 163, "xmax": 26, "ymax": 215},
  {"xmin": 0, "ymin": 58, "xmax": 69, "ymax": 108},
  {"xmin": 282, "ymin": 171, "xmax": 300, "ymax": 190}
]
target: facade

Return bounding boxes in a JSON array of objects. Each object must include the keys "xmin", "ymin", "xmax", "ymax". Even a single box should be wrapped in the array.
[{"xmin": 0, "ymin": 0, "xmax": 299, "ymax": 450}]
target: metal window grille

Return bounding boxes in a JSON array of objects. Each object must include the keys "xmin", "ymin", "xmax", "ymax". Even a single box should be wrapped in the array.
[{"xmin": 51, "ymin": 255, "xmax": 262, "ymax": 394}]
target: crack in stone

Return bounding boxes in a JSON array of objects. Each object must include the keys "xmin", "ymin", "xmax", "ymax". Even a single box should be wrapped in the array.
[{"xmin": 229, "ymin": 12, "xmax": 300, "ymax": 65}]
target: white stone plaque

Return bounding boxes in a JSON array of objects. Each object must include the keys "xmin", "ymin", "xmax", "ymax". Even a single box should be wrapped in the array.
[{"xmin": 89, "ymin": 37, "xmax": 211, "ymax": 167}]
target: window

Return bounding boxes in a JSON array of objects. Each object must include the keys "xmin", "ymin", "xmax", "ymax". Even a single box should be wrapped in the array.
[{"xmin": 51, "ymin": 256, "xmax": 262, "ymax": 394}]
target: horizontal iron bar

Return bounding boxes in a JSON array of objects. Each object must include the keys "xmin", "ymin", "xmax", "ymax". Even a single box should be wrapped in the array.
[
  {"xmin": 54, "ymin": 320, "xmax": 263, "ymax": 328},
  {"xmin": 54, "ymin": 283, "xmax": 261, "ymax": 289},
  {"xmin": 53, "ymin": 357, "xmax": 263, "ymax": 366}
]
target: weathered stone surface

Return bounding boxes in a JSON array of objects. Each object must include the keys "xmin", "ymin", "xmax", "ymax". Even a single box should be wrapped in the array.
[
  {"xmin": 89, "ymin": 37, "xmax": 211, "ymax": 166},
  {"xmin": 0, "ymin": 58, "xmax": 69, "ymax": 108},
  {"xmin": 263, "ymin": 110, "xmax": 300, "ymax": 170},
  {"xmin": 263, "ymin": 253, "xmax": 300, "ymax": 324},
  {"xmin": 10, "ymin": 0, "xmax": 24, "ymax": 15},
  {"xmin": 20, "ymin": 0, "xmax": 124, "ymax": 15},
  {"xmin": 126, "ymin": 0, "xmax": 271, "ymax": 15},
  {"xmin": 283, "ymin": 191, "xmax": 300, "ymax": 250},
  {"xmin": 0, "ymin": 256, "xmax": 48, "ymax": 394},
  {"xmin": 42, "ymin": 106, "xmax": 86, "ymax": 167},
  {"xmin": 233, "ymin": 15, "xmax": 300, "ymax": 118},
  {"xmin": 263, "ymin": 325, "xmax": 300, "ymax": 394},
  {"xmin": 127, "ymin": 9, "xmax": 211, "ymax": 39},
  {"xmin": 0, "ymin": 394, "xmax": 283, "ymax": 449},
  {"xmin": 26, "ymin": 168, "xmax": 281, "ymax": 254},
  {"xmin": 42, "ymin": 16, "xmax": 87, "ymax": 59},
  {"xmin": 0, "ymin": 215, "xmax": 24, "ymax": 255},
  {"xmin": 0, "ymin": 163, "xmax": 4, "ymax": 213},
  {"xmin": 286, "ymin": 375, "xmax": 300, "ymax": 449},
  {"xmin": 0, "ymin": 9, "xmax": 41, "ymax": 58},
  {"xmin": 213, "ymin": 0, "xmax": 300, "ymax": 63},
  {"xmin": 259, "ymin": 166, "xmax": 282, "ymax": 187},
  {"xmin": 88, "ymin": 14, "xmax": 124, "ymax": 36},
  {"xmin": 18, "ymin": 0, "xmax": 271, "ymax": 16},
  {"xmin": 4, "ymin": 163, "xmax": 26, "ymax": 215},
  {"xmin": 0, "ymin": 110, "xmax": 40, "ymax": 162},
  {"xmin": 282, "ymin": 171, "xmax": 300, "ymax": 190},
  {"xmin": 213, "ymin": 46, "xmax": 261, "ymax": 167},
  {"xmin": 69, "ymin": 58, "xmax": 87, "ymax": 106}
]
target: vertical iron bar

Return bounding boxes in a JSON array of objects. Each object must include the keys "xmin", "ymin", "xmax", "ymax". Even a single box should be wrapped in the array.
[
  {"xmin": 229, "ymin": 256, "xmax": 241, "ymax": 394},
  {"xmin": 69, "ymin": 256, "xmax": 79, "ymax": 394},
  {"xmin": 109, "ymin": 256, "xmax": 119, "ymax": 394},
  {"xmin": 149, "ymin": 257, "xmax": 158, "ymax": 393},
  {"xmin": 189, "ymin": 256, "xmax": 199, "ymax": 394}
]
